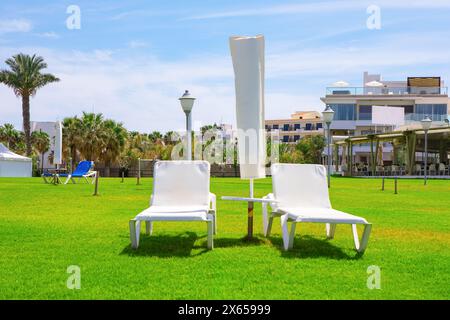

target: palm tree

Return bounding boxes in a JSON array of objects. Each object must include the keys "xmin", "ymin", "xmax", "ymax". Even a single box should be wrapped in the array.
[
  {"xmin": 148, "ymin": 131, "xmax": 163, "ymax": 143},
  {"xmin": 100, "ymin": 119, "xmax": 127, "ymax": 177},
  {"xmin": 62, "ymin": 116, "xmax": 82, "ymax": 169},
  {"xmin": 78, "ymin": 112, "xmax": 105, "ymax": 161},
  {"xmin": 0, "ymin": 54, "xmax": 59, "ymax": 156},
  {"xmin": 0, "ymin": 123, "xmax": 21, "ymax": 149},
  {"xmin": 31, "ymin": 130, "xmax": 50, "ymax": 173}
]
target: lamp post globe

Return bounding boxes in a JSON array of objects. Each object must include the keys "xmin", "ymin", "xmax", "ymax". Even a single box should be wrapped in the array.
[
  {"xmin": 421, "ymin": 116, "xmax": 432, "ymax": 185},
  {"xmin": 322, "ymin": 106, "xmax": 335, "ymax": 188},
  {"xmin": 179, "ymin": 90, "xmax": 196, "ymax": 160}
]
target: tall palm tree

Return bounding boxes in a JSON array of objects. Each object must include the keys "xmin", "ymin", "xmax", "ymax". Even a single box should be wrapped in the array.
[
  {"xmin": 78, "ymin": 112, "xmax": 105, "ymax": 161},
  {"xmin": 101, "ymin": 119, "xmax": 127, "ymax": 177},
  {"xmin": 31, "ymin": 130, "xmax": 50, "ymax": 173},
  {"xmin": 148, "ymin": 131, "xmax": 163, "ymax": 143},
  {"xmin": 0, "ymin": 54, "xmax": 59, "ymax": 156},
  {"xmin": 0, "ymin": 123, "xmax": 21, "ymax": 149},
  {"xmin": 62, "ymin": 116, "xmax": 82, "ymax": 169}
]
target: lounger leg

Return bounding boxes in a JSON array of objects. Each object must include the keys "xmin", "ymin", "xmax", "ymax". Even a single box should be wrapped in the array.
[
  {"xmin": 280, "ymin": 215, "xmax": 290, "ymax": 250},
  {"xmin": 213, "ymin": 214, "xmax": 217, "ymax": 235},
  {"xmin": 352, "ymin": 224, "xmax": 372, "ymax": 254},
  {"xmin": 288, "ymin": 222, "xmax": 297, "ymax": 250},
  {"xmin": 63, "ymin": 175, "xmax": 71, "ymax": 185},
  {"xmin": 262, "ymin": 202, "xmax": 268, "ymax": 236},
  {"xmin": 145, "ymin": 221, "xmax": 153, "ymax": 236},
  {"xmin": 207, "ymin": 220, "xmax": 214, "ymax": 250},
  {"xmin": 129, "ymin": 219, "xmax": 141, "ymax": 249},
  {"xmin": 326, "ymin": 223, "xmax": 337, "ymax": 239},
  {"xmin": 266, "ymin": 214, "xmax": 274, "ymax": 237}
]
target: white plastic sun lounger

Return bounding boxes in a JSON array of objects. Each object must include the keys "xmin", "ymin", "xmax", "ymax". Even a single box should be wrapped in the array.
[
  {"xmin": 262, "ymin": 164, "xmax": 372, "ymax": 254},
  {"xmin": 129, "ymin": 161, "xmax": 217, "ymax": 250}
]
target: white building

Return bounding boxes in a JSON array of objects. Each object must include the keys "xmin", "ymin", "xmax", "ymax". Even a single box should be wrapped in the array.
[{"xmin": 321, "ymin": 72, "xmax": 449, "ymax": 164}]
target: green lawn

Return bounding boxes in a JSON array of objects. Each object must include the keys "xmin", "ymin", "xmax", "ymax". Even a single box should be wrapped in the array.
[{"xmin": 0, "ymin": 177, "xmax": 448, "ymax": 299}]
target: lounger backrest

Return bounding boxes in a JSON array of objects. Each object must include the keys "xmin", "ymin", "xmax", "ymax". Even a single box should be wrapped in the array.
[
  {"xmin": 151, "ymin": 161, "xmax": 210, "ymax": 207},
  {"xmin": 271, "ymin": 163, "xmax": 332, "ymax": 209},
  {"xmin": 73, "ymin": 160, "xmax": 93, "ymax": 175}
]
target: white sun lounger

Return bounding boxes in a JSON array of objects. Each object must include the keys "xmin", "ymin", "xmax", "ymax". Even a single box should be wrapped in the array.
[
  {"xmin": 129, "ymin": 160, "xmax": 217, "ymax": 250},
  {"xmin": 262, "ymin": 164, "xmax": 372, "ymax": 253}
]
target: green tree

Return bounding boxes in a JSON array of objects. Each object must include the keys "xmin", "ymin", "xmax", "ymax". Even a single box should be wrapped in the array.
[
  {"xmin": 31, "ymin": 130, "xmax": 50, "ymax": 173},
  {"xmin": 101, "ymin": 119, "xmax": 127, "ymax": 177},
  {"xmin": 0, "ymin": 123, "xmax": 21, "ymax": 149},
  {"xmin": 0, "ymin": 54, "xmax": 59, "ymax": 156},
  {"xmin": 296, "ymin": 135, "xmax": 326, "ymax": 163},
  {"xmin": 77, "ymin": 112, "xmax": 105, "ymax": 161},
  {"xmin": 148, "ymin": 131, "xmax": 163, "ymax": 143},
  {"xmin": 62, "ymin": 116, "xmax": 82, "ymax": 168}
]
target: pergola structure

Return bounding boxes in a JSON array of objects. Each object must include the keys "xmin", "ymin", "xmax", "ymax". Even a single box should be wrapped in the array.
[{"xmin": 334, "ymin": 126, "xmax": 450, "ymax": 176}]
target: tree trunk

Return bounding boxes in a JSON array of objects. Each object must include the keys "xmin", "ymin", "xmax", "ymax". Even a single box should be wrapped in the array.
[
  {"xmin": 71, "ymin": 146, "xmax": 77, "ymax": 171},
  {"xmin": 22, "ymin": 94, "xmax": 32, "ymax": 156},
  {"xmin": 104, "ymin": 161, "xmax": 111, "ymax": 177},
  {"xmin": 41, "ymin": 153, "xmax": 44, "ymax": 174}
]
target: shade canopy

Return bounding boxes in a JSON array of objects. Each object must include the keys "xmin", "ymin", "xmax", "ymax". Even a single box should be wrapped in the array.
[
  {"xmin": 229, "ymin": 35, "xmax": 266, "ymax": 179},
  {"xmin": 365, "ymin": 80, "xmax": 384, "ymax": 87},
  {"xmin": 54, "ymin": 121, "xmax": 63, "ymax": 165},
  {"xmin": 332, "ymin": 80, "xmax": 349, "ymax": 87},
  {"xmin": 0, "ymin": 143, "xmax": 32, "ymax": 177}
]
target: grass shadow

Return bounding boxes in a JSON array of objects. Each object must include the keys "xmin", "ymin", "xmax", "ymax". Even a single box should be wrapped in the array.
[
  {"xmin": 269, "ymin": 235, "xmax": 359, "ymax": 260},
  {"xmin": 120, "ymin": 232, "xmax": 209, "ymax": 258},
  {"xmin": 214, "ymin": 235, "xmax": 269, "ymax": 248}
]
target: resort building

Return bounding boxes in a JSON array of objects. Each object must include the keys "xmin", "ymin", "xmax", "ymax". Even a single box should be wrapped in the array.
[
  {"xmin": 265, "ymin": 111, "xmax": 324, "ymax": 143},
  {"xmin": 321, "ymin": 72, "xmax": 450, "ymax": 164}
]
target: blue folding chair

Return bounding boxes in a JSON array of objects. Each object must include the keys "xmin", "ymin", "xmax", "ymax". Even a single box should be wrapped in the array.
[{"xmin": 59, "ymin": 161, "xmax": 97, "ymax": 184}]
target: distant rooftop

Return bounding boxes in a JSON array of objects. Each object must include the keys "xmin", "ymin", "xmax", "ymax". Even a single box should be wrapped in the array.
[{"xmin": 325, "ymin": 72, "xmax": 448, "ymax": 96}]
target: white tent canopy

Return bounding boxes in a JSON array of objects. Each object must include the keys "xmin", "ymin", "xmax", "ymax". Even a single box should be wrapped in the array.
[
  {"xmin": 365, "ymin": 80, "xmax": 384, "ymax": 87},
  {"xmin": 332, "ymin": 80, "xmax": 349, "ymax": 87},
  {"xmin": 0, "ymin": 143, "xmax": 32, "ymax": 177}
]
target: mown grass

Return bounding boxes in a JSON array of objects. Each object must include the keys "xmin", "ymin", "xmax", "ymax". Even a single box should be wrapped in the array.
[{"xmin": 0, "ymin": 177, "xmax": 448, "ymax": 299}]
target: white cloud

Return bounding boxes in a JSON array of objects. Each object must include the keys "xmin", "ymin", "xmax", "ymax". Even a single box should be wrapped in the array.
[
  {"xmin": 128, "ymin": 40, "xmax": 149, "ymax": 49},
  {"xmin": 184, "ymin": 0, "xmax": 450, "ymax": 20},
  {"xmin": 0, "ymin": 19, "xmax": 32, "ymax": 34},
  {"xmin": 1, "ymin": 31, "xmax": 449, "ymax": 133},
  {"xmin": 36, "ymin": 32, "xmax": 59, "ymax": 39}
]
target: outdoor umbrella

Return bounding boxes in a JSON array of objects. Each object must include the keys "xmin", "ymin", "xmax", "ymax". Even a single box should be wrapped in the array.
[
  {"xmin": 53, "ymin": 121, "xmax": 63, "ymax": 166},
  {"xmin": 332, "ymin": 80, "xmax": 349, "ymax": 87},
  {"xmin": 229, "ymin": 35, "xmax": 266, "ymax": 238},
  {"xmin": 229, "ymin": 35, "xmax": 266, "ymax": 181},
  {"xmin": 365, "ymin": 80, "xmax": 384, "ymax": 87}
]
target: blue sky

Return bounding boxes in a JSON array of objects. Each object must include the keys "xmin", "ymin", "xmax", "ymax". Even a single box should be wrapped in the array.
[{"xmin": 1, "ymin": 0, "xmax": 450, "ymax": 132}]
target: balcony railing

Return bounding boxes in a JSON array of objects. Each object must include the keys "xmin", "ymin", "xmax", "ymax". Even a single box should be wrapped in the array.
[
  {"xmin": 404, "ymin": 114, "xmax": 449, "ymax": 122},
  {"xmin": 326, "ymin": 86, "xmax": 448, "ymax": 96}
]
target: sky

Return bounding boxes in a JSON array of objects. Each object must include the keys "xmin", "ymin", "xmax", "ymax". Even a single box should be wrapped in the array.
[{"xmin": 0, "ymin": 0, "xmax": 449, "ymax": 133}]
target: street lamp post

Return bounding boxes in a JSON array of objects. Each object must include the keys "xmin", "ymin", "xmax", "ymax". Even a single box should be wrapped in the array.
[
  {"xmin": 322, "ymin": 106, "xmax": 335, "ymax": 188},
  {"xmin": 179, "ymin": 90, "xmax": 196, "ymax": 160},
  {"xmin": 421, "ymin": 116, "xmax": 432, "ymax": 185}
]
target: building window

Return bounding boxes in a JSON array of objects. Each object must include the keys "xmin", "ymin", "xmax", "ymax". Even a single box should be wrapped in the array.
[
  {"xmin": 416, "ymin": 104, "xmax": 447, "ymax": 121},
  {"xmin": 294, "ymin": 135, "xmax": 300, "ymax": 142},
  {"xmin": 283, "ymin": 124, "xmax": 290, "ymax": 131},
  {"xmin": 359, "ymin": 105, "xmax": 372, "ymax": 120},
  {"xmin": 305, "ymin": 123, "xmax": 312, "ymax": 130},
  {"xmin": 316, "ymin": 123, "xmax": 323, "ymax": 129},
  {"xmin": 294, "ymin": 123, "xmax": 301, "ymax": 130},
  {"xmin": 327, "ymin": 104, "xmax": 356, "ymax": 120},
  {"xmin": 283, "ymin": 135, "xmax": 289, "ymax": 143},
  {"xmin": 273, "ymin": 124, "xmax": 279, "ymax": 130}
]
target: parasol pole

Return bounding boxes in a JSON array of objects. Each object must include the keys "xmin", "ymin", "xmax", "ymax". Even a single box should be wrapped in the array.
[{"xmin": 247, "ymin": 178, "xmax": 254, "ymax": 239}]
